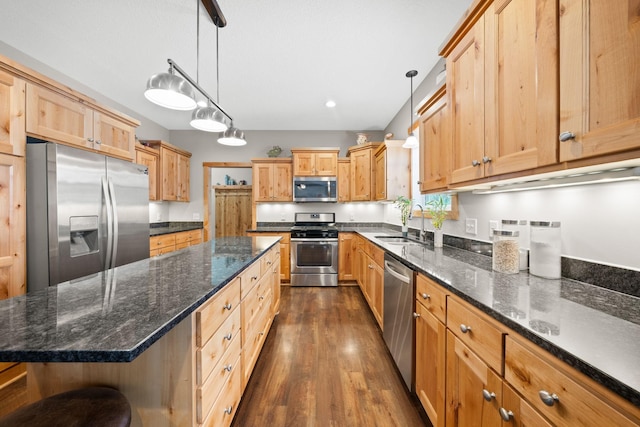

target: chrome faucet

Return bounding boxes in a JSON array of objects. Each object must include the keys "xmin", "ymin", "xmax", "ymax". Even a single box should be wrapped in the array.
[{"xmin": 413, "ymin": 203, "xmax": 427, "ymax": 242}]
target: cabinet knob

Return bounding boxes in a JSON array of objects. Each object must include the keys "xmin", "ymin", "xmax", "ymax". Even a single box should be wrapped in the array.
[
  {"xmin": 95, "ymin": 139, "xmax": 102, "ymax": 145},
  {"xmin": 224, "ymin": 333, "xmax": 233, "ymax": 340},
  {"xmin": 421, "ymin": 293, "xmax": 430, "ymax": 300},
  {"xmin": 417, "ymin": 180, "xmax": 422, "ymax": 185},
  {"xmin": 499, "ymin": 408, "xmax": 514, "ymax": 421},
  {"xmin": 259, "ymin": 331, "xmax": 265, "ymax": 336},
  {"xmin": 224, "ymin": 405, "xmax": 233, "ymax": 415},
  {"xmin": 471, "ymin": 159, "xmax": 481, "ymax": 167},
  {"xmin": 482, "ymin": 156, "xmax": 492, "ymax": 164},
  {"xmin": 413, "ymin": 312, "xmax": 421, "ymax": 319},
  {"xmin": 223, "ymin": 303, "xmax": 232, "ymax": 310},
  {"xmin": 251, "ymin": 275, "xmax": 258, "ymax": 281},
  {"xmin": 259, "ymin": 295, "xmax": 264, "ymax": 301},
  {"xmin": 482, "ymin": 389, "xmax": 496, "ymax": 402},
  {"xmin": 87, "ymin": 137, "xmax": 94, "ymax": 143},
  {"xmin": 460, "ymin": 324, "xmax": 472, "ymax": 334},
  {"xmin": 538, "ymin": 390, "xmax": 559, "ymax": 406},
  {"xmin": 224, "ymin": 364, "xmax": 233, "ymax": 372},
  {"xmin": 559, "ymin": 131, "xmax": 576, "ymax": 142}
]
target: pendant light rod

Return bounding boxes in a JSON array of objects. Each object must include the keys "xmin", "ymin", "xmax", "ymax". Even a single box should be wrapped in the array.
[
  {"xmin": 407, "ymin": 69, "xmax": 417, "ymax": 131},
  {"xmin": 200, "ymin": 0, "xmax": 227, "ymax": 28},
  {"xmin": 166, "ymin": 58, "xmax": 232, "ymax": 122}
]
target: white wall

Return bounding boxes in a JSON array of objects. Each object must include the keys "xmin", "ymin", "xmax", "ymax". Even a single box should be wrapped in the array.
[{"xmin": 257, "ymin": 202, "xmax": 385, "ymax": 224}]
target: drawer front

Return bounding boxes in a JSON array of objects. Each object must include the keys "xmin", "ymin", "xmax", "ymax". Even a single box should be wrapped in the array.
[
  {"xmin": 196, "ymin": 278, "xmax": 241, "ymax": 347},
  {"xmin": 197, "ymin": 307, "xmax": 241, "ymax": 385},
  {"xmin": 201, "ymin": 355, "xmax": 241, "ymax": 427},
  {"xmin": 447, "ymin": 296, "xmax": 504, "ymax": 373},
  {"xmin": 505, "ymin": 337, "xmax": 640, "ymax": 427},
  {"xmin": 187, "ymin": 229, "xmax": 203, "ymax": 244},
  {"xmin": 197, "ymin": 335, "xmax": 241, "ymax": 423},
  {"xmin": 240, "ymin": 260, "xmax": 262, "ymax": 299},
  {"xmin": 175, "ymin": 241, "xmax": 190, "ymax": 250},
  {"xmin": 174, "ymin": 231, "xmax": 190, "ymax": 245},
  {"xmin": 260, "ymin": 246, "xmax": 277, "ymax": 277},
  {"xmin": 150, "ymin": 234, "xmax": 176, "ymax": 249},
  {"xmin": 416, "ymin": 274, "xmax": 447, "ymax": 323},
  {"xmin": 242, "ymin": 291, "xmax": 273, "ymax": 385},
  {"xmin": 241, "ymin": 281, "xmax": 272, "ymax": 343},
  {"xmin": 367, "ymin": 241, "xmax": 385, "ymax": 267}
]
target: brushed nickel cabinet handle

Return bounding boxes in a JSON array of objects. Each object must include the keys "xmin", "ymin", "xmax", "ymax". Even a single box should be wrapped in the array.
[
  {"xmin": 223, "ymin": 303, "xmax": 232, "ymax": 310},
  {"xmin": 482, "ymin": 156, "xmax": 491, "ymax": 164},
  {"xmin": 482, "ymin": 389, "xmax": 496, "ymax": 402},
  {"xmin": 224, "ymin": 405, "xmax": 233, "ymax": 415},
  {"xmin": 539, "ymin": 390, "xmax": 559, "ymax": 406},
  {"xmin": 224, "ymin": 364, "xmax": 233, "ymax": 372},
  {"xmin": 499, "ymin": 408, "xmax": 514, "ymax": 421},
  {"xmin": 460, "ymin": 324, "xmax": 472, "ymax": 333},
  {"xmin": 559, "ymin": 131, "xmax": 576, "ymax": 142},
  {"xmin": 413, "ymin": 312, "xmax": 420, "ymax": 319},
  {"xmin": 224, "ymin": 333, "xmax": 232, "ymax": 340},
  {"xmin": 472, "ymin": 159, "xmax": 481, "ymax": 167},
  {"xmin": 421, "ymin": 293, "xmax": 430, "ymax": 300}
]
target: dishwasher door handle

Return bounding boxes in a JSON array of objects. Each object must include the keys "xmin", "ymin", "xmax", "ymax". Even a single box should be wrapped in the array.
[{"xmin": 384, "ymin": 261, "xmax": 411, "ymax": 284}]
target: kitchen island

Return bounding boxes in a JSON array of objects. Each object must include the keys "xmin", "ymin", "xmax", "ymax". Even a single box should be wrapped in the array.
[{"xmin": 0, "ymin": 236, "xmax": 281, "ymax": 427}]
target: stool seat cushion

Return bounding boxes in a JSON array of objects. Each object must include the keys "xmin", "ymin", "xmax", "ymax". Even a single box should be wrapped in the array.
[{"xmin": 0, "ymin": 386, "xmax": 131, "ymax": 427}]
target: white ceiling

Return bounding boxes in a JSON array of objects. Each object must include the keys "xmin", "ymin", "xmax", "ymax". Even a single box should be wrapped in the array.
[{"xmin": 0, "ymin": 0, "xmax": 472, "ymax": 131}]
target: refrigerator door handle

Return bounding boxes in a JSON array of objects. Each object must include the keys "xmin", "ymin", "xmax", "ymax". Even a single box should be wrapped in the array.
[
  {"xmin": 108, "ymin": 178, "xmax": 119, "ymax": 269},
  {"xmin": 102, "ymin": 177, "xmax": 114, "ymax": 271}
]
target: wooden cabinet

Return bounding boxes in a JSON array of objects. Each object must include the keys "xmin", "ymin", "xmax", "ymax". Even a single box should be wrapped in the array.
[
  {"xmin": 347, "ymin": 142, "xmax": 380, "ymax": 201},
  {"xmin": 0, "ymin": 154, "xmax": 25, "ymax": 299},
  {"xmin": 443, "ymin": 0, "xmax": 558, "ymax": 185},
  {"xmin": 373, "ymin": 140, "xmax": 411, "ymax": 201},
  {"xmin": 415, "ymin": 274, "xmax": 447, "ymax": 427},
  {"xmin": 246, "ymin": 233, "xmax": 289, "ymax": 282},
  {"xmin": 26, "ymin": 83, "xmax": 136, "ymax": 161},
  {"xmin": 146, "ymin": 140, "xmax": 192, "ymax": 202},
  {"xmin": 559, "ymin": 0, "xmax": 640, "ymax": 162},
  {"xmin": 135, "ymin": 143, "xmax": 159, "ymax": 201},
  {"xmin": 252, "ymin": 159, "xmax": 292, "ymax": 202},
  {"xmin": 291, "ymin": 148, "xmax": 339, "ymax": 176},
  {"xmin": 0, "ymin": 70, "xmax": 25, "ymax": 157},
  {"xmin": 418, "ymin": 85, "xmax": 451, "ymax": 193},
  {"xmin": 150, "ymin": 229, "xmax": 202, "ymax": 257},
  {"xmin": 338, "ymin": 232, "xmax": 356, "ymax": 281},
  {"xmin": 359, "ymin": 240, "xmax": 384, "ymax": 328},
  {"xmin": 337, "ymin": 158, "xmax": 351, "ymax": 202}
]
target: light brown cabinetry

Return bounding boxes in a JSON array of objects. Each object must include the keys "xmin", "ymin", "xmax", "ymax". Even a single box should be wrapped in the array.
[
  {"xmin": 337, "ymin": 158, "xmax": 351, "ymax": 202},
  {"xmin": 338, "ymin": 232, "xmax": 356, "ymax": 282},
  {"xmin": 26, "ymin": 83, "xmax": 137, "ymax": 161},
  {"xmin": 418, "ymin": 85, "xmax": 450, "ymax": 193},
  {"xmin": 0, "ymin": 154, "xmax": 25, "ymax": 299},
  {"xmin": 150, "ymin": 229, "xmax": 203, "ymax": 257},
  {"xmin": 373, "ymin": 140, "xmax": 411, "ymax": 201},
  {"xmin": 215, "ymin": 186, "xmax": 252, "ymax": 237},
  {"xmin": 358, "ymin": 240, "xmax": 384, "ymax": 328},
  {"xmin": 252, "ymin": 159, "xmax": 292, "ymax": 202},
  {"xmin": 0, "ymin": 70, "xmax": 25, "ymax": 157},
  {"xmin": 135, "ymin": 144, "xmax": 159, "ymax": 201},
  {"xmin": 347, "ymin": 142, "xmax": 380, "ymax": 201},
  {"xmin": 246, "ymin": 233, "xmax": 289, "ymax": 282},
  {"xmin": 291, "ymin": 148, "xmax": 339, "ymax": 176},
  {"xmin": 559, "ymin": 0, "xmax": 640, "ymax": 162},
  {"xmin": 146, "ymin": 140, "xmax": 192, "ymax": 202}
]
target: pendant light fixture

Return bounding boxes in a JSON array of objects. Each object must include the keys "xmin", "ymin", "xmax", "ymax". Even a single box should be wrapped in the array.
[
  {"xmin": 144, "ymin": 63, "xmax": 197, "ymax": 111},
  {"xmin": 402, "ymin": 69, "xmax": 419, "ymax": 149}
]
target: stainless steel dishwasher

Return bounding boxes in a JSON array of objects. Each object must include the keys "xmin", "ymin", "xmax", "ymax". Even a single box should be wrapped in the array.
[{"xmin": 383, "ymin": 253, "xmax": 414, "ymax": 390}]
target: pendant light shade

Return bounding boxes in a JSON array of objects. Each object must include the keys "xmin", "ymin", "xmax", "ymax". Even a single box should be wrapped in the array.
[
  {"xmin": 218, "ymin": 127, "xmax": 246, "ymax": 146},
  {"xmin": 402, "ymin": 69, "xmax": 419, "ymax": 149},
  {"xmin": 144, "ymin": 70, "xmax": 197, "ymax": 111},
  {"xmin": 190, "ymin": 105, "xmax": 229, "ymax": 132}
]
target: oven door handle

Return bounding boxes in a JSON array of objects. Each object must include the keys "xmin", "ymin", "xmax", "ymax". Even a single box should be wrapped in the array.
[{"xmin": 291, "ymin": 239, "xmax": 338, "ymax": 243}]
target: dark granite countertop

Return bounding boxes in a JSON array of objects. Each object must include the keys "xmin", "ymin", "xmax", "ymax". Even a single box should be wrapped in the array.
[
  {"xmin": 357, "ymin": 229, "xmax": 640, "ymax": 407},
  {"xmin": 0, "ymin": 236, "xmax": 280, "ymax": 363},
  {"xmin": 150, "ymin": 221, "xmax": 203, "ymax": 237}
]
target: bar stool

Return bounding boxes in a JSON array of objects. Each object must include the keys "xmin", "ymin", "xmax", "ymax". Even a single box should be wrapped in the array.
[{"xmin": 0, "ymin": 386, "xmax": 131, "ymax": 427}]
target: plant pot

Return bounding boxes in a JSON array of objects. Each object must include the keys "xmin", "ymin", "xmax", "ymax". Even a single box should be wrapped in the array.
[
  {"xmin": 401, "ymin": 225, "xmax": 408, "ymax": 237},
  {"xmin": 434, "ymin": 229, "xmax": 443, "ymax": 248}
]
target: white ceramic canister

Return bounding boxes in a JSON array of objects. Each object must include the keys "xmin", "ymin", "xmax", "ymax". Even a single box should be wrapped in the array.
[{"xmin": 529, "ymin": 221, "xmax": 561, "ymax": 279}]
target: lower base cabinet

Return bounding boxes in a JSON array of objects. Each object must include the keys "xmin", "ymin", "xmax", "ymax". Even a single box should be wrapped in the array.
[{"xmin": 150, "ymin": 229, "xmax": 203, "ymax": 257}]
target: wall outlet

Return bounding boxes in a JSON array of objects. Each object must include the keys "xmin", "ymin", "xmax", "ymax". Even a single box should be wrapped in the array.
[
  {"xmin": 465, "ymin": 218, "xmax": 477, "ymax": 235},
  {"xmin": 489, "ymin": 220, "xmax": 499, "ymax": 238}
]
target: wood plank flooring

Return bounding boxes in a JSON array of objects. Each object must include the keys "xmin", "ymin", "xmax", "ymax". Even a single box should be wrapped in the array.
[{"xmin": 232, "ymin": 286, "xmax": 429, "ymax": 427}]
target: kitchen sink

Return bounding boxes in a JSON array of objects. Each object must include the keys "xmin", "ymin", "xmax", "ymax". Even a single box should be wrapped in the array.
[{"xmin": 375, "ymin": 236, "xmax": 425, "ymax": 246}]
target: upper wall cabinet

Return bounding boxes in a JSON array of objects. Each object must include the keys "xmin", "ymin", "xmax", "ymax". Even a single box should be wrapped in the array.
[
  {"xmin": 135, "ymin": 143, "xmax": 160, "ymax": 201},
  {"xmin": 26, "ymin": 84, "xmax": 137, "ymax": 161},
  {"xmin": 559, "ymin": 0, "xmax": 640, "ymax": 161},
  {"xmin": 443, "ymin": 0, "xmax": 558, "ymax": 185},
  {"xmin": 374, "ymin": 140, "xmax": 411, "ymax": 201},
  {"xmin": 418, "ymin": 85, "xmax": 451, "ymax": 193},
  {"xmin": 146, "ymin": 140, "xmax": 192, "ymax": 202},
  {"xmin": 291, "ymin": 148, "xmax": 339, "ymax": 176},
  {"xmin": 347, "ymin": 142, "xmax": 381, "ymax": 201},
  {"xmin": 337, "ymin": 158, "xmax": 351, "ymax": 202},
  {"xmin": 252, "ymin": 158, "xmax": 292, "ymax": 202},
  {"xmin": 0, "ymin": 70, "xmax": 26, "ymax": 157}
]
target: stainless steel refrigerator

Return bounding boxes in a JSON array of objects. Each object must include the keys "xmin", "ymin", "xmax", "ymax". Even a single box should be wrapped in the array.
[{"xmin": 26, "ymin": 141, "xmax": 150, "ymax": 291}]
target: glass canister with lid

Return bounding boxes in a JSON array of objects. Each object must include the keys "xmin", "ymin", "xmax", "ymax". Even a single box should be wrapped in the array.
[
  {"xmin": 492, "ymin": 230, "xmax": 520, "ymax": 274},
  {"xmin": 529, "ymin": 221, "xmax": 561, "ymax": 279},
  {"xmin": 501, "ymin": 219, "xmax": 529, "ymax": 270}
]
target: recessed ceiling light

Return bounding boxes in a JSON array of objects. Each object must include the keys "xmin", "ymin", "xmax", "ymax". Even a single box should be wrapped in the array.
[{"xmin": 325, "ymin": 100, "xmax": 336, "ymax": 108}]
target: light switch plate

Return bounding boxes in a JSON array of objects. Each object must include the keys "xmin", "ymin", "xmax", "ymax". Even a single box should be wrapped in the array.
[{"xmin": 465, "ymin": 218, "xmax": 477, "ymax": 235}]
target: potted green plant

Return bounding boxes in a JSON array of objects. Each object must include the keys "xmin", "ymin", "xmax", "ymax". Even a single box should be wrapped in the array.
[
  {"xmin": 394, "ymin": 196, "xmax": 412, "ymax": 236},
  {"xmin": 426, "ymin": 194, "xmax": 448, "ymax": 247}
]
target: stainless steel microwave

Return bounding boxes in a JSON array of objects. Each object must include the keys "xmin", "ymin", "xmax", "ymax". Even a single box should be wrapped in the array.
[{"xmin": 293, "ymin": 176, "xmax": 337, "ymax": 202}]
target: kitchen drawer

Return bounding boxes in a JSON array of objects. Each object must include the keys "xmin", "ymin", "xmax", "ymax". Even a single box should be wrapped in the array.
[
  {"xmin": 150, "ymin": 234, "xmax": 176, "ymax": 249},
  {"xmin": 175, "ymin": 241, "xmax": 190, "ymax": 250},
  {"xmin": 242, "ymin": 291, "xmax": 273, "ymax": 387},
  {"xmin": 196, "ymin": 335, "xmax": 241, "ymax": 423},
  {"xmin": 260, "ymin": 245, "xmax": 277, "ymax": 277},
  {"xmin": 241, "ymin": 280, "xmax": 272, "ymax": 340},
  {"xmin": 505, "ymin": 337, "xmax": 640, "ymax": 427},
  {"xmin": 201, "ymin": 354, "xmax": 241, "ymax": 427},
  {"xmin": 175, "ymin": 231, "xmax": 191, "ymax": 245},
  {"xmin": 187, "ymin": 229, "xmax": 203, "ymax": 244},
  {"xmin": 240, "ymin": 260, "xmax": 262, "ymax": 299},
  {"xmin": 196, "ymin": 307, "xmax": 241, "ymax": 385},
  {"xmin": 416, "ymin": 273, "xmax": 447, "ymax": 324},
  {"xmin": 367, "ymin": 241, "xmax": 385, "ymax": 267},
  {"xmin": 446, "ymin": 295, "xmax": 505, "ymax": 373},
  {"xmin": 196, "ymin": 277, "xmax": 241, "ymax": 347}
]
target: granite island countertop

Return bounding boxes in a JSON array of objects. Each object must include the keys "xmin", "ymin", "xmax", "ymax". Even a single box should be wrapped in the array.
[{"xmin": 0, "ymin": 236, "xmax": 280, "ymax": 363}]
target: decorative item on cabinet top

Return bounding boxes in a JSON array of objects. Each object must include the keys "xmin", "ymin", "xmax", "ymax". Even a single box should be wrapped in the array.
[{"xmin": 267, "ymin": 146, "xmax": 282, "ymax": 157}]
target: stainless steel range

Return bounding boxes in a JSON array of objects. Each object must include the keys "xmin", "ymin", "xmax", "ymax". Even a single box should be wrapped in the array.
[{"xmin": 290, "ymin": 212, "xmax": 339, "ymax": 287}]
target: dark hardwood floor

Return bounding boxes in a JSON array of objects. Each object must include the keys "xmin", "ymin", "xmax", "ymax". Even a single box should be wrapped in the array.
[{"xmin": 232, "ymin": 286, "xmax": 429, "ymax": 427}]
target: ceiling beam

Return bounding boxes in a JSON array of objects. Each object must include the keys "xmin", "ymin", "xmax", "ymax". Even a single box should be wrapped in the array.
[{"xmin": 200, "ymin": 0, "xmax": 227, "ymax": 27}]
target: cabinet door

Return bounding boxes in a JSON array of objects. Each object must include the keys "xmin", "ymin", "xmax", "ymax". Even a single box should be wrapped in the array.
[
  {"xmin": 313, "ymin": 152, "xmax": 338, "ymax": 175},
  {"xmin": 370, "ymin": 260, "xmax": 384, "ymax": 329},
  {"xmin": 0, "ymin": 71, "xmax": 25, "ymax": 157},
  {"xmin": 374, "ymin": 150, "xmax": 386, "ymax": 200},
  {"xmin": 93, "ymin": 112, "xmax": 135, "ymax": 161},
  {"xmin": 272, "ymin": 162, "xmax": 292, "ymax": 201},
  {"xmin": 501, "ymin": 383, "xmax": 553, "ymax": 427},
  {"xmin": 415, "ymin": 302, "xmax": 446, "ymax": 427},
  {"xmin": 136, "ymin": 149, "xmax": 159, "ymax": 201},
  {"xmin": 26, "ymin": 84, "xmax": 93, "ymax": 150},
  {"xmin": 160, "ymin": 147, "xmax": 178, "ymax": 201},
  {"xmin": 559, "ymin": 0, "xmax": 640, "ymax": 161},
  {"xmin": 337, "ymin": 159, "xmax": 350, "ymax": 202},
  {"xmin": 446, "ymin": 331, "xmax": 502, "ymax": 427},
  {"xmin": 350, "ymin": 149, "xmax": 372, "ymax": 201},
  {"xmin": 0, "ymin": 154, "xmax": 25, "ymax": 298},
  {"xmin": 253, "ymin": 163, "xmax": 274, "ymax": 202},
  {"xmin": 419, "ymin": 90, "xmax": 450, "ymax": 192},
  {"xmin": 338, "ymin": 233, "xmax": 355, "ymax": 281},
  {"xmin": 448, "ymin": 16, "xmax": 486, "ymax": 184},
  {"xmin": 177, "ymin": 153, "xmax": 190, "ymax": 202},
  {"xmin": 484, "ymin": 0, "xmax": 558, "ymax": 175},
  {"xmin": 292, "ymin": 152, "xmax": 314, "ymax": 176}
]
